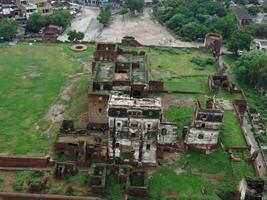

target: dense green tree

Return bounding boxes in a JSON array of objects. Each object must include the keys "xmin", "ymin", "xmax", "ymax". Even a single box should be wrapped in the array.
[
  {"xmin": 244, "ymin": 24, "xmax": 267, "ymax": 38},
  {"xmin": 180, "ymin": 22, "xmax": 207, "ymax": 41},
  {"xmin": 76, "ymin": 31, "xmax": 85, "ymax": 41},
  {"xmin": 26, "ymin": 13, "xmax": 47, "ymax": 33},
  {"xmin": 153, "ymin": 0, "xmax": 228, "ymax": 41},
  {"xmin": 166, "ymin": 13, "xmax": 187, "ymax": 30},
  {"xmin": 48, "ymin": 10, "xmax": 72, "ymax": 29},
  {"xmin": 228, "ymin": 30, "xmax": 252, "ymax": 54},
  {"xmin": 67, "ymin": 30, "xmax": 77, "ymax": 42},
  {"xmin": 126, "ymin": 0, "xmax": 144, "ymax": 13},
  {"xmin": 248, "ymin": 5, "xmax": 261, "ymax": 16},
  {"xmin": 215, "ymin": 13, "xmax": 236, "ymax": 39},
  {"xmin": 97, "ymin": 6, "xmax": 111, "ymax": 25},
  {"xmin": 0, "ymin": 18, "xmax": 17, "ymax": 41},
  {"xmin": 236, "ymin": 50, "xmax": 267, "ymax": 89}
]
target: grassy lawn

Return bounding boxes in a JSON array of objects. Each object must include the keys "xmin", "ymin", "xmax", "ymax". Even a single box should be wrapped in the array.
[
  {"xmin": 0, "ymin": 42, "xmax": 94, "ymax": 155},
  {"xmin": 163, "ymin": 106, "xmax": 194, "ymax": 133},
  {"xmin": 147, "ymin": 48, "xmax": 216, "ymax": 76},
  {"xmin": 221, "ymin": 111, "xmax": 247, "ymax": 147},
  {"xmin": 149, "ymin": 146, "xmax": 255, "ymax": 199},
  {"xmin": 163, "ymin": 76, "xmax": 209, "ymax": 94}
]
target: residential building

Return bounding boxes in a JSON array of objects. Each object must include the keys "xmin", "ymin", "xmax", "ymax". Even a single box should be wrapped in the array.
[
  {"xmin": 232, "ymin": 5, "xmax": 252, "ymax": 28},
  {"xmin": 31, "ymin": 0, "xmax": 52, "ymax": 15}
]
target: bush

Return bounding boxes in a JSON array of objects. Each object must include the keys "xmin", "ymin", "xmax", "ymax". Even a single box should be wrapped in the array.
[
  {"xmin": 0, "ymin": 18, "xmax": 17, "ymax": 41},
  {"xmin": 191, "ymin": 57, "xmax": 214, "ymax": 67}
]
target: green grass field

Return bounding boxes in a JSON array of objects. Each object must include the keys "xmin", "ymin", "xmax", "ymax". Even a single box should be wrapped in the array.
[
  {"xmin": 0, "ymin": 42, "xmax": 94, "ymax": 155},
  {"xmin": 221, "ymin": 111, "xmax": 247, "ymax": 147}
]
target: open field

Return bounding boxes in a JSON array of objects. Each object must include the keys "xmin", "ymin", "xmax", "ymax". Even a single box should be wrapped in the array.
[
  {"xmin": 0, "ymin": 42, "xmax": 94, "ymax": 155},
  {"xmin": 97, "ymin": 8, "xmax": 201, "ymax": 47}
]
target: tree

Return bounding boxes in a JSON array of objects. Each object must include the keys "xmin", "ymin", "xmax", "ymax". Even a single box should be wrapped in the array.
[
  {"xmin": 126, "ymin": 0, "xmax": 144, "ymax": 13},
  {"xmin": 76, "ymin": 31, "xmax": 85, "ymax": 41},
  {"xmin": 67, "ymin": 30, "xmax": 84, "ymax": 41},
  {"xmin": 67, "ymin": 30, "xmax": 77, "ymax": 42},
  {"xmin": 0, "ymin": 19, "xmax": 17, "ymax": 41},
  {"xmin": 180, "ymin": 22, "xmax": 208, "ymax": 41},
  {"xmin": 97, "ymin": 6, "xmax": 111, "ymax": 26},
  {"xmin": 48, "ymin": 10, "xmax": 72, "ymax": 29},
  {"xmin": 248, "ymin": 5, "xmax": 261, "ymax": 16},
  {"xmin": 26, "ymin": 13, "xmax": 47, "ymax": 33},
  {"xmin": 120, "ymin": 4, "xmax": 128, "ymax": 19},
  {"xmin": 236, "ymin": 50, "xmax": 267, "ymax": 89},
  {"xmin": 166, "ymin": 13, "xmax": 187, "ymax": 30},
  {"xmin": 228, "ymin": 30, "xmax": 252, "ymax": 54},
  {"xmin": 215, "ymin": 13, "xmax": 236, "ymax": 39}
]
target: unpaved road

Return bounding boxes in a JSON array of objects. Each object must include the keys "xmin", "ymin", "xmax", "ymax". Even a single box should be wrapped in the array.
[
  {"xmin": 97, "ymin": 8, "xmax": 201, "ymax": 47},
  {"xmin": 58, "ymin": 6, "xmax": 102, "ymax": 42}
]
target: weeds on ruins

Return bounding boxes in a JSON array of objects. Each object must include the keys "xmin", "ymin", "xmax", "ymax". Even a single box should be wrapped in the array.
[{"xmin": 0, "ymin": 35, "xmax": 265, "ymax": 200}]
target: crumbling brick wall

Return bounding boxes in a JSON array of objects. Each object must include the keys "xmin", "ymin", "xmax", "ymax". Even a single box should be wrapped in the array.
[
  {"xmin": 88, "ymin": 94, "xmax": 109, "ymax": 129},
  {"xmin": 149, "ymin": 81, "xmax": 164, "ymax": 92},
  {"xmin": 0, "ymin": 192, "xmax": 96, "ymax": 200},
  {"xmin": 0, "ymin": 156, "xmax": 52, "ymax": 168},
  {"xmin": 94, "ymin": 43, "xmax": 118, "ymax": 61}
]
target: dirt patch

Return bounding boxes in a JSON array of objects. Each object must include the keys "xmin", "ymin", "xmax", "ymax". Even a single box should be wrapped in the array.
[
  {"xmin": 22, "ymin": 67, "xmax": 41, "ymax": 79},
  {"xmin": 162, "ymin": 93, "xmax": 193, "ymax": 109},
  {"xmin": 174, "ymin": 167, "xmax": 186, "ymax": 175},
  {"xmin": 191, "ymin": 168, "xmax": 225, "ymax": 183},
  {"xmin": 45, "ymin": 104, "xmax": 66, "ymax": 123},
  {"xmin": 165, "ymin": 190, "xmax": 177, "ymax": 196},
  {"xmin": 151, "ymin": 69, "xmax": 176, "ymax": 79},
  {"xmin": 217, "ymin": 99, "xmax": 233, "ymax": 110},
  {"xmin": 0, "ymin": 171, "xmax": 16, "ymax": 192},
  {"xmin": 97, "ymin": 8, "xmax": 201, "ymax": 47}
]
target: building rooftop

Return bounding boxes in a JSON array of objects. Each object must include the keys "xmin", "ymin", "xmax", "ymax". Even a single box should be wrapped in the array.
[
  {"xmin": 108, "ymin": 93, "xmax": 161, "ymax": 109},
  {"xmin": 232, "ymin": 5, "xmax": 252, "ymax": 20}
]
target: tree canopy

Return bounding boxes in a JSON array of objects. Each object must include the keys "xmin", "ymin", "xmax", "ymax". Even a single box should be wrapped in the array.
[
  {"xmin": 228, "ymin": 30, "xmax": 252, "ymax": 54},
  {"xmin": 0, "ymin": 18, "xmax": 17, "ymax": 41},
  {"xmin": 26, "ymin": 13, "xmax": 47, "ymax": 33},
  {"xmin": 97, "ymin": 6, "xmax": 111, "ymax": 25},
  {"xmin": 26, "ymin": 10, "xmax": 72, "ymax": 33},
  {"xmin": 48, "ymin": 10, "xmax": 72, "ymax": 29},
  {"xmin": 67, "ymin": 30, "xmax": 84, "ymax": 41},
  {"xmin": 236, "ymin": 50, "xmax": 267, "ymax": 89},
  {"xmin": 153, "ymin": 0, "xmax": 231, "ymax": 41},
  {"xmin": 126, "ymin": 0, "xmax": 144, "ymax": 13}
]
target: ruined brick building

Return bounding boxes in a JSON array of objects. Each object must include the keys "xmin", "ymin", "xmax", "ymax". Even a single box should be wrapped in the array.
[
  {"xmin": 88, "ymin": 43, "xmax": 163, "ymax": 129},
  {"xmin": 107, "ymin": 93, "xmax": 177, "ymax": 165},
  {"xmin": 184, "ymin": 98, "xmax": 224, "ymax": 154}
]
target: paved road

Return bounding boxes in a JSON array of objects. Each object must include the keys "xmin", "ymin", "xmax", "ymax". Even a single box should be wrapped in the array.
[
  {"xmin": 242, "ymin": 113, "xmax": 266, "ymax": 176},
  {"xmin": 58, "ymin": 6, "xmax": 102, "ymax": 42}
]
